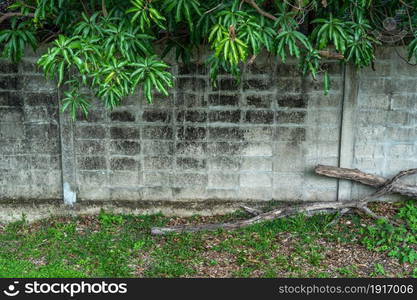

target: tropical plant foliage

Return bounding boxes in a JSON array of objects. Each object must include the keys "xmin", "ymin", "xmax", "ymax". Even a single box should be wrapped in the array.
[{"xmin": 0, "ymin": 0, "xmax": 416, "ymax": 118}]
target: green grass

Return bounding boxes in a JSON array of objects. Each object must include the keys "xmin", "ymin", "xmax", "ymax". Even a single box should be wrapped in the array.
[{"xmin": 0, "ymin": 203, "xmax": 416, "ymax": 278}]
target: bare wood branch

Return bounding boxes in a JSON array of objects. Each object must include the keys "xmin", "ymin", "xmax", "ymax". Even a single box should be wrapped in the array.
[
  {"xmin": 358, "ymin": 206, "xmax": 400, "ymax": 226},
  {"xmin": 151, "ymin": 165, "xmax": 417, "ymax": 235},
  {"xmin": 79, "ymin": 0, "xmax": 89, "ymax": 16},
  {"xmin": 242, "ymin": 1, "xmax": 343, "ymax": 60},
  {"xmin": 151, "ymin": 201, "xmax": 358, "ymax": 235},
  {"xmin": 101, "ymin": 0, "xmax": 108, "ymax": 17},
  {"xmin": 247, "ymin": 54, "xmax": 257, "ymax": 65},
  {"xmin": 243, "ymin": 0, "xmax": 277, "ymax": 21},
  {"xmin": 315, "ymin": 165, "xmax": 417, "ymax": 198},
  {"xmin": 328, "ymin": 208, "xmax": 351, "ymax": 226},
  {"xmin": 0, "ymin": 12, "xmax": 34, "ymax": 24},
  {"xmin": 318, "ymin": 50, "xmax": 344, "ymax": 59},
  {"xmin": 240, "ymin": 205, "xmax": 262, "ymax": 216}
]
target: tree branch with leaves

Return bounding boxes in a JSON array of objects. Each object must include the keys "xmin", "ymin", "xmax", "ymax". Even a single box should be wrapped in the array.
[{"xmin": 0, "ymin": 0, "xmax": 416, "ymax": 118}]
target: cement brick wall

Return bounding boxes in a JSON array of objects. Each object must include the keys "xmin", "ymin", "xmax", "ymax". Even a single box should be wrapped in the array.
[
  {"xmin": 0, "ymin": 57, "xmax": 62, "ymax": 202},
  {"xmin": 70, "ymin": 54, "xmax": 343, "ymax": 203},
  {"xmin": 0, "ymin": 46, "xmax": 416, "ymax": 215},
  {"xmin": 350, "ymin": 48, "xmax": 417, "ymax": 200}
]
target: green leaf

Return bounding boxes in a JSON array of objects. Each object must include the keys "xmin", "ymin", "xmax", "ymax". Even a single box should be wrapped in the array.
[{"xmin": 323, "ymin": 71, "xmax": 330, "ymax": 95}]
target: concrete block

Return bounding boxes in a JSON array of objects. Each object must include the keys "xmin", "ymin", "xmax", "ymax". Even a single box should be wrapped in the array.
[
  {"xmin": 391, "ymin": 94, "xmax": 417, "ymax": 111},
  {"xmin": 24, "ymin": 92, "xmax": 57, "ymax": 106},
  {"xmin": 276, "ymin": 78, "xmax": 303, "ymax": 93},
  {"xmin": 178, "ymin": 63, "xmax": 206, "ymax": 75},
  {"xmin": 141, "ymin": 187, "xmax": 172, "ymax": 200},
  {"xmin": 143, "ymin": 126, "xmax": 173, "ymax": 140},
  {"xmin": 110, "ymin": 140, "xmax": 140, "ymax": 155},
  {"xmin": 144, "ymin": 156, "xmax": 173, "ymax": 170},
  {"xmin": 384, "ymin": 127, "xmax": 417, "ymax": 142},
  {"xmin": 110, "ymin": 157, "xmax": 140, "ymax": 171},
  {"xmin": 143, "ymin": 171, "xmax": 171, "ymax": 186},
  {"xmin": 142, "ymin": 110, "xmax": 171, "ymax": 123},
  {"xmin": 238, "ymin": 187, "xmax": 272, "ymax": 200},
  {"xmin": 244, "ymin": 110, "xmax": 274, "ymax": 124},
  {"xmin": 357, "ymin": 94, "xmax": 390, "ymax": 109},
  {"xmin": 208, "ymin": 127, "xmax": 244, "ymax": 140},
  {"xmin": 177, "ymin": 77, "xmax": 206, "ymax": 91},
  {"xmin": 19, "ymin": 75, "xmax": 56, "ymax": 91},
  {"xmin": 109, "ymin": 171, "xmax": 140, "ymax": 186},
  {"xmin": 276, "ymin": 111, "xmax": 306, "ymax": 124},
  {"xmin": 75, "ymin": 140, "xmax": 106, "ymax": 155},
  {"xmin": 110, "ymin": 187, "xmax": 142, "ymax": 201},
  {"xmin": 303, "ymin": 189, "xmax": 337, "ymax": 201},
  {"xmin": 245, "ymin": 94, "xmax": 273, "ymax": 108},
  {"xmin": 388, "ymin": 144, "xmax": 415, "ymax": 158},
  {"xmin": 212, "ymin": 78, "xmax": 240, "ymax": 91},
  {"xmin": 208, "ymin": 173, "xmax": 239, "ymax": 189},
  {"xmin": 241, "ymin": 157, "xmax": 272, "ymax": 171},
  {"xmin": 307, "ymin": 110, "xmax": 339, "ymax": 126},
  {"xmin": 277, "ymin": 95, "xmax": 307, "ymax": 108},
  {"xmin": 176, "ymin": 110, "xmax": 206, "ymax": 123},
  {"xmin": 23, "ymin": 106, "xmax": 50, "ymax": 121},
  {"xmin": 78, "ymin": 187, "xmax": 110, "ymax": 201},
  {"xmin": 0, "ymin": 107, "xmax": 23, "ymax": 122},
  {"xmin": 176, "ymin": 92, "xmax": 206, "ymax": 107},
  {"xmin": 177, "ymin": 126, "xmax": 206, "ymax": 140},
  {"xmin": 172, "ymin": 187, "xmax": 208, "ymax": 200},
  {"xmin": 77, "ymin": 170, "xmax": 107, "ymax": 186},
  {"xmin": 305, "ymin": 76, "xmax": 343, "ymax": 92},
  {"xmin": 176, "ymin": 157, "xmax": 206, "ymax": 171},
  {"xmin": 275, "ymin": 127, "xmax": 306, "ymax": 142},
  {"xmin": 242, "ymin": 127, "xmax": 272, "ymax": 141},
  {"xmin": 208, "ymin": 94, "xmax": 240, "ymax": 106},
  {"xmin": 0, "ymin": 123, "xmax": 24, "ymax": 139},
  {"xmin": 176, "ymin": 142, "xmax": 206, "ymax": 157},
  {"xmin": 0, "ymin": 91, "xmax": 23, "ymax": 106},
  {"xmin": 358, "ymin": 78, "xmax": 391, "ymax": 92},
  {"xmin": 243, "ymin": 78, "xmax": 273, "ymax": 91},
  {"xmin": 143, "ymin": 140, "xmax": 173, "ymax": 155},
  {"xmin": 206, "ymin": 142, "xmax": 243, "ymax": 156},
  {"xmin": 206, "ymin": 188, "xmax": 238, "ymax": 199},
  {"xmin": 276, "ymin": 64, "xmax": 301, "ymax": 77},
  {"xmin": 110, "ymin": 110, "xmax": 136, "ymax": 122},
  {"xmin": 207, "ymin": 156, "xmax": 241, "ymax": 171},
  {"xmin": 209, "ymin": 110, "xmax": 241, "ymax": 123},
  {"xmin": 76, "ymin": 125, "xmax": 106, "ymax": 139},
  {"xmin": 242, "ymin": 142, "xmax": 272, "ymax": 156},
  {"xmin": 171, "ymin": 173, "xmax": 207, "ymax": 187},
  {"xmin": 111, "ymin": 126, "xmax": 140, "ymax": 139},
  {"xmin": 77, "ymin": 156, "xmax": 106, "ymax": 170},
  {"xmin": 240, "ymin": 172, "xmax": 272, "ymax": 188},
  {"xmin": 0, "ymin": 61, "xmax": 18, "ymax": 73},
  {"xmin": 0, "ymin": 76, "xmax": 18, "ymax": 90}
]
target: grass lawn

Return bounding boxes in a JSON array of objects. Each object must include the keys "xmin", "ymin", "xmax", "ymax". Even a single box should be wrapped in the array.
[{"xmin": 1, "ymin": 201, "xmax": 417, "ymax": 278}]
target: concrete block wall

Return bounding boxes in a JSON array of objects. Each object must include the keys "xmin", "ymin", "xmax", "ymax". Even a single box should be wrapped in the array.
[
  {"xmin": 0, "ymin": 57, "xmax": 62, "ymax": 201},
  {"xmin": 0, "ymin": 47, "xmax": 416, "ymax": 216},
  {"xmin": 70, "ymin": 54, "xmax": 343, "ymax": 203},
  {"xmin": 350, "ymin": 48, "xmax": 417, "ymax": 200}
]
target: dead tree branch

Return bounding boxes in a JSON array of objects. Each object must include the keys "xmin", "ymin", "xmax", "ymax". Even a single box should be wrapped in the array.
[
  {"xmin": 0, "ymin": 12, "xmax": 34, "ymax": 24},
  {"xmin": 243, "ymin": 0, "xmax": 277, "ymax": 21},
  {"xmin": 151, "ymin": 165, "xmax": 417, "ymax": 235},
  {"xmin": 315, "ymin": 165, "xmax": 417, "ymax": 199},
  {"xmin": 242, "ymin": 1, "xmax": 343, "ymax": 60},
  {"xmin": 240, "ymin": 205, "xmax": 262, "ymax": 216}
]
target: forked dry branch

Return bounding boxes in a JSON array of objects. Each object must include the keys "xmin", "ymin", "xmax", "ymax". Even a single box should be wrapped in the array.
[{"xmin": 151, "ymin": 165, "xmax": 417, "ymax": 235}]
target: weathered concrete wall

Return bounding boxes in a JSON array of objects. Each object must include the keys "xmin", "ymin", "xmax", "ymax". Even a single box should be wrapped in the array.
[
  {"xmin": 71, "ymin": 55, "xmax": 343, "ymax": 204},
  {"xmin": 350, "ymin": 48, "xmax": 417, "ymax": 200},
  {"xmin": 0, "ymin": 56, "xmax": 62, "ymax": 203},
  {"xmin": 0, "ymin": 47, "xmax": 415, "ymax": 220}
]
